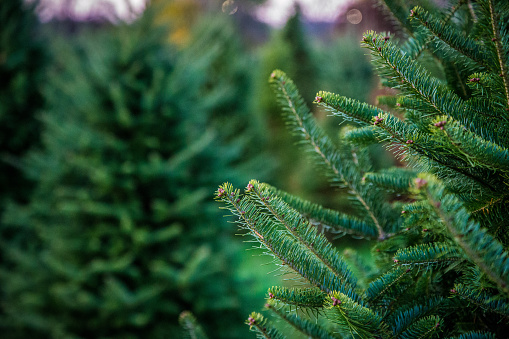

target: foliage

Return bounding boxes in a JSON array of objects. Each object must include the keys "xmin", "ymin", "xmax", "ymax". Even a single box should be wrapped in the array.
[
  {"xmin": 0, "ymin": 0, "xmax": 46, "ymax": 207},
  {"xmin": 0, "ymin": 9, "xmax": 265, "ymax": 339},
  {"xmin": 254, "ymin": 7, "xmax": 375, "ymax": 202},
  {"xmin": 216, "ymin": 0, "xmax": 509, "ymax": 337}
]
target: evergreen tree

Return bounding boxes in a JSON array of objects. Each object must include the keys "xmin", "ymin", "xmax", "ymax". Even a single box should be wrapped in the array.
[
  {"xmin": 1, "ymin": 10, "xmax": 263, "ymax": 339},
  {"xmin": 254, "ymin": 5, "xmax": 330, "ymax": 199},
  {"xmin": 216, "ymin": 0, "xmax": 509, "ymax": 337},
  {"xmin": 0, "ymin": 0, "xmax": 48, "ymax": 330},
  {"xmin": 0, "ymin": 0, "xmax": 46, "ymax": 207}
]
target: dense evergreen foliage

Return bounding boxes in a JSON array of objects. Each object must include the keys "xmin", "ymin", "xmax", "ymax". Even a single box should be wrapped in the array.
[
  {"xmin": 215, "ymin": 0, "xmax": 509, "ymax": 338},
  {"xmin": 0, "ymin": 0, "xmax": 46, "ymax": 207},
  {"xmin": 0, "ymin": 9, "xmax": 266, "ymax": 339}
]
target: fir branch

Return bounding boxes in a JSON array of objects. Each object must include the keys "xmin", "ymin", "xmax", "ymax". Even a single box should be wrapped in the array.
[
  {"xmin": 362, "ymin": 31, "xmax": 508, "ymax": 138},
  {"xmin": 398, "ymin": 315, "xmax": 442, "ymax": 339},
  {"xmin": 434, "ymin": 118, "xmax": 509, "ymax": 173},
  {"xmin": 376, "ymin": 0, "xmax": 414, "ymax": 37},
  {"xmin": 487, "ymin": 0, "xmax": 509, "ymax": 108},
  {"xmin": 410, "ymin": 6, "xmax": 489, "ymax": 69},
  {"xmin": 325, "ymin": 291, "xmax": 386, "ymax": 339},
  {"xmin": 247, "ymin": 180, "xmax": 358, "ymax": 289},
  {"xmin": 363, "ymin": 167, "xmax": 419, "ymax": 192},
  {"xmin": 264, "ymin": 184, "xmax": 379, "ymax": 239},
  {"xmin": 400, "ymin": 1, "xmax": 464, "ymax": 61},
  {"xmin": 343, "ymin": 126, "xmax": 380, "ymax": 146},
  {"xmin": 402, "ymin": 200, "xmax": 433, "ymax": 215},
  {"xmin": 362, "ymin": 32, "xmax": 455, "ymax": 117},
  {"xmin": 425, "ymin": 180, "xmax": 509, "ymax": 296},
  {"xmin": 216, "ymin": 183, "xmax": 360, "ymax": 299},
  {"xmin": 266, "ymin": 303, "xmax": 337, "ymax": 339},
  {"xmin": 270, "ymin": 70, "xmax": 387, "ymax": 239},
  {"xmin": 446, "ymin": 331, "xmax": 497, "ymax": 339},
  {"xmin": 365, "ymin": 266, "xmax": 413, "ymax": 304},
  {"xmin": 246, "ymin": 312, "xmax": 285, "ymax": 339},
  {"xmin": 387, "ymin": 297, "xmax": 444, "ymax": 337},
  {"xmin": 453, "ymin": 283, "xmax": 509, "ymax": 321},
  {"xmin": 179, "ymin": 311, "xmax": 209, "ymax": 339},
  {"xmin": 394, "ymin": 242, "xmax": 464, "ymax": 269},
  {"xmin": 267, "ymin": 286, "xmax": 326, "ymax": 310},
  {"xmin": 317, "ymin": 91, "xmax": 497, "ymax": 192}
]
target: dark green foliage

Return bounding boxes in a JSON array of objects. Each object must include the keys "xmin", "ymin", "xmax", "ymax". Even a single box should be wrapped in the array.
[
  {"xmin": 216, "ymin": 0, "xmax": 509, "ymax": 337},
  {"xmin": 267, "ymin": 286, "xmax": 326, "ymax": 310},
  {"xmin": 246, "ymin": 312, "xmax": 285, "ymax": 339},
  {"xmin": 265, "ymin": 302, "xmax": 335, "ymax": 339},
  {"xmin": 1, "ymin": 10, "xmax": 263, "ymax": 339},
  {"xmin": 0, "ymin": 0, "xmax": 46, "ymax": 206},
  {"xmin": 179, "ymin": 311, "xmax": 209, "ymax": 339}
]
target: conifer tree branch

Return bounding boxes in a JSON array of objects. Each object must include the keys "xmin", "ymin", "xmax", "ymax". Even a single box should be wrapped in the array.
[
  {"xmin": 410, "ymin": 6, "xmax": 489, "ymax": 70},
  {"xmin": 394, "ymin": 242, "xmax": 464, "ymax": 269},
  {"xmin": 247, "ymin": 180, "xmax": 357, "ymax": 289},
  {"xmin": 325, "ymin": 291, "xmax": 385, "ymax": 338},
  {"xmin": 434, "ymin": 118, "xmax": 509, "ymax": 173},
  {"xmin": 267, "ymin": 286, "xmax": 326, "ymax": 309},
  {"xmin": 179, "ymin": 311, "xmax": 209, "ymax": 339},
  {"xmin": 363, "ymin": 33, "xmax": 450, "ymax": 117},
  {"xmin": 265, "ymin": 184, "xmax": 378, "ymax": 239},
  {"xmin": 270, "ymin": 70, "xmax": 386, "ymax": 239},
  {"xmin": 376, "ymin": 0, "xmax": 414, "ymax": 37},
  {"xmin": 363, "ymin": 168, "xmax": 418, "ymax": 192},
  {"xmin": 402, "ymin": 0, "xmax": 463, "ymax": 61},
  {"xmin": 246, "ymin": 313, "xmax": 285, "ymax": 339},
  {"xmin": 217, "ymin": 183, "xmax": 359, "ymax": 297},
  {"xmin": 366, "ymin": 267, "xmax": 412, "ymax": 304},
  {"xmin": 447, "ymin": 332, "xmax": 496, "ymax": 339},
  {"xmin": 425, "ymin": 182, "xmax": 509, "ymax": 296},
  {"xmin": 452, "ymin": 284, "xmax": 509, "ymax": 321},
  {"xmin": 398, "ymin": 315, "xmax": 442, "ymax": 339},
  {"xmin": 317, "ymin": 92, "xmax": 498, "ymax": 192},
  {"xmin": 387, "ymin": 297, "xmax": 444, "ymax": 337},
  {"xmin": 488, "ymin": 0, "xmax": 509, "ymax": 108},
  {"xmin": 265, "ymin": 303, "xmax": 337, "ymax": 339}
]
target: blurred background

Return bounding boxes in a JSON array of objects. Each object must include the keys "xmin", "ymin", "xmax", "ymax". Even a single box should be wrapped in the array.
[{"xmin": 0, "ymin": 0, "xmax": 396, "ymax": 337}]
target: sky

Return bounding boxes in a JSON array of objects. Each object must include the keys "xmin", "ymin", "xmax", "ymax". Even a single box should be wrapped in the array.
[
  {"xmin": 33, "ymin": 0, "xmax": 146, "ymax": 22},
  {"xmin": 33, "ymin": 0, "xmax": 350, "ymax": 25},
  {"xmin": 255, "ymin": 0, "xmax": 350, "ymax": 27}
]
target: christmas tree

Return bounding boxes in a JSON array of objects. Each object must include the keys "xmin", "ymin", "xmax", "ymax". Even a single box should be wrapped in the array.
[
  {"xmin": 1, "ymin": 9, "xmax": 265, "ymax": 339},
  {"xmin": 215, "ymin": 0, "xmax": 509, "ymax": 337},
  {"xmin": 0, "ymin": 0, "xmax": 46, "ymax": 208}
]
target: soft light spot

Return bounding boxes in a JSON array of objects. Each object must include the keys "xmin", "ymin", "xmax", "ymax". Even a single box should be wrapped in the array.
[
  {"xmin": 346, "ymin": 9, "xmax": 362, "ymax": 24},
  {"xmin": 222, "ymin": 0, "xmax": 238, "ymax": 15}
]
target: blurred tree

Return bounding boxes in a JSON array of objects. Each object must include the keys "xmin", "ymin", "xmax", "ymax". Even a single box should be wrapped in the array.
[
  {"xmin": 150, "ymin": 0, "xmax": 267, "ymax": 47},
  {"xmin": 253, "ymin": 5, "xmax": 321, "ymax": 196},
  {"xmin": 151, "ymin": 0, "xmax": 201, "ymax": 46},
  {"xmin": 317, "ymin": 35, "xmax": 374, "ymax": 103},
  {"xmin": 254, "ymin": 6, "xmax": 377, "ymax": 205},
  {"xmin": 0, "ymin": 0, "xmax": 48, "ymax": 330},
  {"xmin": 0, "ymin": 0, "xmax": 46, "ymax": 208},
  {"xmin": 1, "ymin": 9, "xmax": 267, "ymax": 339}
]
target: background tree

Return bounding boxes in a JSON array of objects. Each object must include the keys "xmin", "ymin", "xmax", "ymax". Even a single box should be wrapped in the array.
[
  {"xmin": 254, "ymin": 5, "xmax": 376, "ymax": 204},
  {"xmin": 0, "ymin": 0, "xmax": 48, "ymax": 330},
  {"xmin": 0, "ymin": 9, "xmax": 268, "ymax": 338},
  {"xmin": 0, "ymin": 0, "xmax": 47, "ymax": 208}
]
